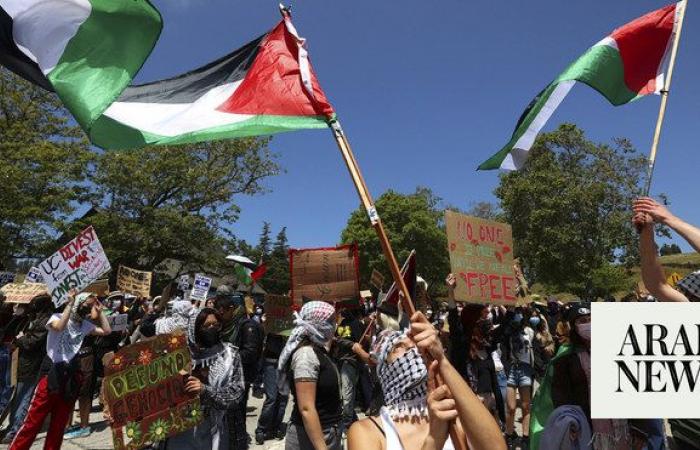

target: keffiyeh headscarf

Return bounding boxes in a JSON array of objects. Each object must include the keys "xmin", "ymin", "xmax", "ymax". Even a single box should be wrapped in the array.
[
  {"xmin": 70, "ymin": 293, "xmax": 94, "ymax": 322},
  {"xmin": 155, "ymin": 300, "xmax": 195, "ymax": 335},
  {"xmin": 372, "ymin": 329, "xmax": 429, "ymax": 419},
  {"xmin": 677, "ymin": 270, "xmax": 700, "ymax": 301},
  {"xmin": 277, "ymin": 301, "xmax": 336, "ymax": 391}
]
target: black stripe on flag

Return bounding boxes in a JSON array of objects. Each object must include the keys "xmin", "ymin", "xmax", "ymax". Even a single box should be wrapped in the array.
[
  {"xmin": 118, "ymin": 34, "xmax": 265, "ymax": 105},
  {"xmin": 0, "ymin": 7, "xmax": 54, "ymax": 91}
]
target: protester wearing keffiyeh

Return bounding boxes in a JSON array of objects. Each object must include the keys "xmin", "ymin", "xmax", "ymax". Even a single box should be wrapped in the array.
[
  {"xmin": 277, "ymin": 301, "xmax": 336, "ymax": 393},
  {"xmin": 372, "ymin": 329, "xmax": 429, "ymax": 420}
]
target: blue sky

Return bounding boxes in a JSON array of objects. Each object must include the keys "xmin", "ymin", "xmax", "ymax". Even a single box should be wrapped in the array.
[{"xmin": 143, "ymin": 0, "xmax": 699, "ymax": 251}]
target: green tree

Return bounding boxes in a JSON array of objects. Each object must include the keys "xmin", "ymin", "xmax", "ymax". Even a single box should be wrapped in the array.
[
  {"xmin": 0, "ymin": 70, "xmax": 93, "ymax": 264},
  {"xmin": 256, "ymin": 221, "xmax": 272, "ymax": 260},
  {"xmin": 495, "ymin": 123, "xmax": 648, "ymax": 298},
  {"xmin": 340, "ymin": 187, "xmax": 450, "ymax": 295},
  {"xmin": 465, "ymin": 201, "xmax": 502, "ymax": 221},
  {"xmin": 659, "ymin": 243, "xmax": 682, "ymax": 256},
  {"xmin": 263, "ymin": 226, "xmax": 290, "ymax": 294},
  {"xmin": 64, "ymin": 138, "xmax": 280, "ymax": 283}
]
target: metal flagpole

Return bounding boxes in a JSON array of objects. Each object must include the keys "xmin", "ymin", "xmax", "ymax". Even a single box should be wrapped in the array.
[{"xmin": 644, "ymin": 0, "xmax": 688, "ymax": 195}]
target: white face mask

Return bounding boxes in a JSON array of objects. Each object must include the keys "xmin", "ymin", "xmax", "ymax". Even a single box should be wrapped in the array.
[{"xmin": 576, "ymin": 322, "xmax": 591, "ymax": 341}]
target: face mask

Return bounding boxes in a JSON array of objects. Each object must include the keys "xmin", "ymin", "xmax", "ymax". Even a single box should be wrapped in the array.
[
  {"xmin": 576, "ymin": 322, "xmax": 591, "ymax": 341},
  {"xmin": 486, "ymin": 312, "xmax": 493, "ymax": 321},
  {"xmin": 198, "ymin": 327, "xmax": 221, "ymax": 347},
  {"xmin": 14, "ymin": 305, "xmax": 26, "ymax": 316},
  {"xmin": 426, "ymin": 309, "xmax": 433, "ymax": 316},
  {"xmin": 529, "ymin": 317, "xmax": 541, "ymax": 328},
  {"xmin": 512, "ymin": 313, "xmax": 523, "ymax": 325}
]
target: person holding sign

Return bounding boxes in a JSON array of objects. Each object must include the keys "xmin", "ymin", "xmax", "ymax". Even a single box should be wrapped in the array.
[
  {"xmin": 10, "ymin": 291, "xmax": 111, "ymax": 450},
  {"xmin": 347, "ymin": 312, "xmax": 505, "ymax": 450},
  {"xmin": 633, "ymin": 197, "xmax": 700, "ymax": 302},
  {"xmin": 167, "ymin": 308, "xmax": 245, "ymax": 450}
]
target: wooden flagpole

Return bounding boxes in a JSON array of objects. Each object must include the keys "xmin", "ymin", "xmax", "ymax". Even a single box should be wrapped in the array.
[
  {"xmin": 644, "ymin": 0, "xmax": 688, "ymax": 195},
  {"xmin": 330, "ymin": 120, "xmax": 417, "ymax": 317}
]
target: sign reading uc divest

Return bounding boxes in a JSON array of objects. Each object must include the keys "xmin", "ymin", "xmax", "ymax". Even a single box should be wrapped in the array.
[
  {"xmin": 37, "ymin": 226, "xmax": 111, "ymax": 307},
  {"xmin": 445, "ymin": 211, "xmax": 516, "ymax": 305},
  {"xmin": 103, "ymin": 333, "xmax": 201, "ymax": 450}
]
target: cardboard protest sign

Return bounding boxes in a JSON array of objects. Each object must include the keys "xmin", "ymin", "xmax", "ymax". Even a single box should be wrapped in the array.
[
  {"xmin": 190, "ymin": 274, "xmax": 211, "ymax": 302},
  {"xmin": 289, "ymin": 244, "xmax": 360, "ymax": 304},
  {"xmin": 117, "ymin": 266, "xmax": 153, "ymax": 298},
  {"xmin": 264, "ymin": 295, "xmax": 296, "ymax": 335},
  {"xmin": 370, "ymin": 269, "xmax": 385, "ymax": 290},
  {"xmin": 445, "ymin": 211, "xmax": 517, "ymax": 305},
  {"xmin": 108, "ymin": 314, "xmax": 129, "ymax": 332},
  {"xmin": 82, "ymin": 279, "xmax": 110, "ymax": 297},
  {"xmin": 102, "ymin": 333, "xmax": 201, "ymax": 450},
  {"xmin": 0, "ymin": 271, "xmax": 15, "ymax": 288},
  {"xmin": 26, "ymin": 267, "xmax": 43, "ymax": 283},
  {"xmin": 37, "ymin": 226, "xmax": 111, "ymax": 307},
  {"xmin": 0, "ymin": 282, "xmax": 48, "ymax": 304}
]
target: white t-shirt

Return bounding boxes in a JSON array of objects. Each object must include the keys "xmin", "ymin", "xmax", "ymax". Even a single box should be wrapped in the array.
[{"xmin": 46, "ymin": 313, "xmax": 96, "ymax": 363}]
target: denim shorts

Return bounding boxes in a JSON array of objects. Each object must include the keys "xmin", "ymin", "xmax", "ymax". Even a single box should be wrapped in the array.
[{"xmin": 506, "ymin": 362, "xmax": 533, "ymax": 388}]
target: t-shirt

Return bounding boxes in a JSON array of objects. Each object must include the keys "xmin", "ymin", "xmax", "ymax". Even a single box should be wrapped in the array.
[
  {"xmin": 46, "ymin": 314, "xmax": 96, "ymax": 364},
  {"xmin": 291, "ymin": 346, "xmax": 320, "ymax": 380},
  {"xmin": 512, "ymin": 327, "xmax": 534, "ymax": 365}
]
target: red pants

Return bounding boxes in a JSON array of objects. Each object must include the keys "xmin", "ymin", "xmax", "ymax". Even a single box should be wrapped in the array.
[{"xmin": 9, "ymin": 375, "xmax": 73, "ymax": 450}]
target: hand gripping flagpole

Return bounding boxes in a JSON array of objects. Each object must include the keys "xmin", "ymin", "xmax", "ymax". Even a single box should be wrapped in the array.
[{"xmin": 644, "ymin": 0, "xmax": 688, "ymax": 195}]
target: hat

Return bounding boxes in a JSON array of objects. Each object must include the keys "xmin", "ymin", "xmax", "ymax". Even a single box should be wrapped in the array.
[
  {"xmin": 676, "ymin": 271, "xmax": 700, "ymax": 300},
  {"xmin": 567, "ymin": 302, "xmax": 591, "ymax": 322}
]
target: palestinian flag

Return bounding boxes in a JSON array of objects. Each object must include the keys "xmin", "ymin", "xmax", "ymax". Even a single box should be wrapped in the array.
[
  {"xmin": 479, "ymin": 2, "xmax": 683, "ymax": 171},
  {"xmin": 226, "ymin": 255, "xmax": 267, "ymax": 285},
  {"xmin": 0, "ymin": 3, "xmax": 334, "ymax": 149},
  {"xmin": 0, "ymin": 0, "xmax": 162, "ymax": 130}
]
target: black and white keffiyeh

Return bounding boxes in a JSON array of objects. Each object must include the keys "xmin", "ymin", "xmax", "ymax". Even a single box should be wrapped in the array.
[
  {"xmin": 373, "ymin": 329, "xmax": 429, "ymax": 419},
  {"xmin": 677, "ymin": 270, "xmax": 700, "ymax": 301},
  {"xmin": 277, "ymin": 301, "xmax": 336, "ymax": 393}
]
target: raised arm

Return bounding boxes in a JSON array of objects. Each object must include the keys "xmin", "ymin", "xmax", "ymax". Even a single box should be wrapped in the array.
[
  {"xmin": 91, "ymin": 300, "xmax": 112, "ymax": 336},
  {"xmin": 410, "ymin": 312, "xmax": 506, "ymax": 450},
  {"xmin": 634, "ymin": 213, "xmax": 688, "ymax": 302},
  {"xmin": 634, "ymin": 197, "xmax": 700, "ymax": 253},
  {"xmin": 47, "ymin": 290, "xmax": 76, "ymax": 332}
]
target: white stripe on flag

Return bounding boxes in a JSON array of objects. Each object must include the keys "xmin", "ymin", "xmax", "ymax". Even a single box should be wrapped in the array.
[
  {"xmin": 283, "ymin": 17, "xmax": 314, "ymax": 99},
  {"xmin": 0, "ymin": 0, "xmax": 91, "ymax": 73},
  {"xmin": 503, "ymin": 80, "xmax": 576, "ymax": 170},
  {"xmin": 103, "ymin": 81, "xmax": 253, "ymax": 137}
]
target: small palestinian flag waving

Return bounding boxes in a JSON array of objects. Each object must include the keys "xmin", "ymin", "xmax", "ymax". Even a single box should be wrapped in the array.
[
  {"xmin": 0, "ymin": 2, "xmax": 334, "ymax": 149},
  {"xmin": 479, "ymin": 2, "xmax": 683, "ymax": 171},
  {"xmin": 226, "ymin": 255, "xmax": 267, "ymax": 286}
]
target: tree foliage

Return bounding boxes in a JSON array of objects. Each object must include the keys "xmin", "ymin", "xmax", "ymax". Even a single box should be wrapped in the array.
[
  {"xmin": 0, "ymin": 70, "xmax": 93, "ymax": 264},
  {"xmin": 495, "ymin": 123, "xmax": 648, "ymax": 298},
  {"xmin": 340, "ymin": 187, "xmax": 450, "ymax": 295},
  {"xmin": 659, "ymin": 243, "xmax": 682, "ymax": 256},
  {"xmin": 63, "ymin": 138, "xmax": 280, "ymax": 281}
]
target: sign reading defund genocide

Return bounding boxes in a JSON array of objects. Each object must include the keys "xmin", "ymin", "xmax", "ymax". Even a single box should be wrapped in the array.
[
  {"xmin": 290, "ymin": 244, "xmax": 360, "ymax": 304},
  {"xmin": 37, "ymin": 226, "xmax": 111, "ymax": 307},
  {"xmin": 103, "ymin": 333, "xmax": 201, "ymax": 450},
  {"xmin": 117, "ymin": 266, "xmax": 153, "ymax": 298},
  {"xmin": 445, "ymin": 211, "xmax": 516, "ymax": 305}
]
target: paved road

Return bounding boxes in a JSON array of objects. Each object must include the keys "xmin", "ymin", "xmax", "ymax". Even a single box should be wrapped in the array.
[{"xmin": 1, "ymin": 394, "xmax": 288, "ymax": 450}]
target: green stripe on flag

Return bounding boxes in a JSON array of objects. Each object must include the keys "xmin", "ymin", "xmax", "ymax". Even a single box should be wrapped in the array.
[
  {"xmin": 47, "ymin": 0, "xmax": 162, "ymax": 131},
  {"xmin": 91, "ymin": 114, "xmax": 332, "ymax": 150},
  {"xmin": 557, "ymin": 43, "xmax": 637, "ymax": 106}
]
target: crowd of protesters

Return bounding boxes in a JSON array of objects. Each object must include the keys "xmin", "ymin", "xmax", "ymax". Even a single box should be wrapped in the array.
[{"xmin": 0, "ymin": 197, "xmax": 699, "ymax": 450}]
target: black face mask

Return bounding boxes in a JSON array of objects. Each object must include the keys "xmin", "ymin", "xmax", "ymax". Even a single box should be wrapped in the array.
[{"xmin": 198, "ymin": 328, "xmax": 221, "ymax": 348}]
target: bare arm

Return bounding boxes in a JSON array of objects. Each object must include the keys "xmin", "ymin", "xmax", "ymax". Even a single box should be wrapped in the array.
[
  {"xmin": 347, "ymin": 420, "xmax": 382, "ymax": 450},
  {"xmin": 635, "ymin": 214, "xmax": 688, "ymax": 302},
  {"xmin": 410, "ymin": 311, "xmax": 506, "ymax": 450},
  {"xmin": 47, "ymin": 292, "xmax": 76, "ymax": 332},
  {"xmin": 446, "ymin": 274, "xmax": 457, "ymax": 309},
  {"xmin": 635, "ymin": 197, "xmax": 700, "ymax": 253},
  {"xmin": 90, "ymin": 301, "xmax": 112, "ymax": 336},
  {"xmin": 295, "ymin": 381, "xmax": 328, "ymax": 450}
]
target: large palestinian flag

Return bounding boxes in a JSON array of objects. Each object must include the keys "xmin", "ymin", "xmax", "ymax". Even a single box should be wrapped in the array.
[
  {"xmin": 479, "ymin": 2, "xmax": 683, "ymax": 171},
  {"xmin": 0, "ymin": 1, "xmax": 334, "ymax": 149}
]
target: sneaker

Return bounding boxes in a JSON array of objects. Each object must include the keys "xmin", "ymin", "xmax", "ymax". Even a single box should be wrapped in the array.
[
  {"xmin": 255, "ymin": 432, "xmax": 265, "ymax": 445},
  {"xmin": 64, "ymin": 427, "xmax": 91, "ymax": 439},
  {"xmin": 505, "ymin": 433, "xmax": 519, "ymax": 450},
  {"xmin": 519, "ymin": 435, "xmax": 529, "ymax": 450}
]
